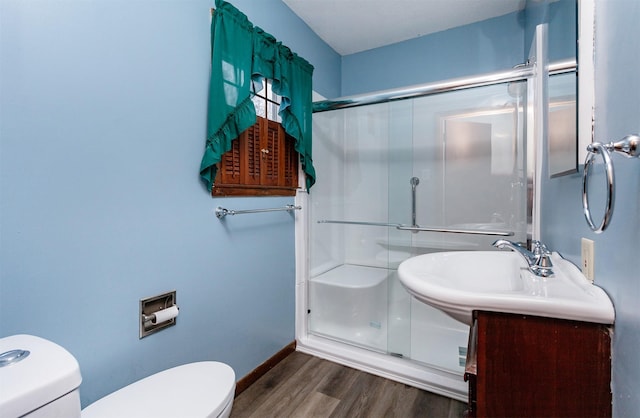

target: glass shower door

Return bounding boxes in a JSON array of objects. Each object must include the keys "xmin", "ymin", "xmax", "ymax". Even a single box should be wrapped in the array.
[
  {"xmin": 308, "ymin": 78, "xmax": 529, "ymax": 375},
  {"xmin": 386, "ymin": 80, "xmax": 528, "ymax": 373},
  {"xmin": 308, "ymin": 102, "xmax": 394, "ymax": 354}
]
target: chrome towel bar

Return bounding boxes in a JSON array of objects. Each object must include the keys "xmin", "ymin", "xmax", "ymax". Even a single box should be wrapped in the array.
[
  {"xmin": 215, "ymin": 204, "xmax": 301, "ymax": 219},
  {"xmin": 583, "ymin": 134, "xmax": 640, "ymax": 233}
]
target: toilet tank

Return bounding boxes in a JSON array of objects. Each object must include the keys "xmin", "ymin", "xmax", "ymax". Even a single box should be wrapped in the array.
[{"xmin": 0, "ymin": 334, "xmax": 82, "ymax": 418}]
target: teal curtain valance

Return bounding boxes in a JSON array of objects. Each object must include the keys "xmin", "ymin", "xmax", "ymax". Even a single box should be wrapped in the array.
[{"xmin": 200, "ymin": 0, "xmax": 316, "ymax": 191}]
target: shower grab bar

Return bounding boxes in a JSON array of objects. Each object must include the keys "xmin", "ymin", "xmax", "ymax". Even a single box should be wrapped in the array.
[
  {"xmin": 317, "ymin": 220, "xmax": 514, "ymax": 237},
  {"xmin": 317, "ymin": 220, "xmax": 399, "ymax": 227},
  {"xmin": 216, "ymin": 204, "xmax": 301, "ymax": 219},
  {"xmin": 395, "ymin": 225, "xmax": 514, "ymax": 236}
]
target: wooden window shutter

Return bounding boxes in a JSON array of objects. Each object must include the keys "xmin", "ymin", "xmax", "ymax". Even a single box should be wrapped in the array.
[
  {"xmin": 213, "ymin": 117, "xmax": 299, "ymax": 196},
  {"xmin": 262, "ymin": 120, "xmax": 282, "ymax": 186},
  {"xmin": 217, "ymin": 134, "xmax": 241, "ymax": 185},
  {"xmin": 283, "ymin": 135, "xmax": 298, "ymax": 187},
  {"xmin": 243, "ymin": 120, "xmax": 262, "ymax": 185}
]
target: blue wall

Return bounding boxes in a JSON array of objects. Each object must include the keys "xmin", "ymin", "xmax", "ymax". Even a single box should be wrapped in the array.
[
  {"xmin": 541, "ymin": 1, "xmax": 640, "ymax": 415},
  {"xmin": 341, "ymin": 11, "xmax": 525, "ymax": 96},
  {"xmin": 0, "ymin": 0, "xmax": 339, "ymax": 408},
  {"xmin": 525, "ymin": 0, "xmax": 576, "ymax": 62},
  {"xmin": 341, "ymin": 0, "xmax": 576, "ymax": 97}
]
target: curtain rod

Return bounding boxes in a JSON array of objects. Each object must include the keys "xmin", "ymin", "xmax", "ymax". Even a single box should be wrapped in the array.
[{"xmin": 313, "ymin": 59, "xmax": 576, "ymax": 113}]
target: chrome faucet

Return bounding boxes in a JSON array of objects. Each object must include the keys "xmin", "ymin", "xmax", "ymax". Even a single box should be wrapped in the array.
[{"xmin": 493, "ymin": 239, "xmax": 554, "ymax": 277}]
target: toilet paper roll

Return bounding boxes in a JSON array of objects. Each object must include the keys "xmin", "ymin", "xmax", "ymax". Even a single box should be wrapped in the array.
[{"xmin": 152, "ymin": 305, "xmax": 179, "ymax": 324}]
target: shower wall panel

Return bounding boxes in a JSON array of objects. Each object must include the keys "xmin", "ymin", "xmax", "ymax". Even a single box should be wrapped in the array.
[
  {"xmin": 343, "ymin": 104, "xmax": 391, "ymax": 269},
  {"xmin": 310, "ymin": 111, "xmax": 346, "ymax": 276}
]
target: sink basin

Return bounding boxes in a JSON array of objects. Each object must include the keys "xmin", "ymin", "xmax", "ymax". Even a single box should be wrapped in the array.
[{"xmin": 397, "ymin": 251, "xmax": 615, "ymax": 325}]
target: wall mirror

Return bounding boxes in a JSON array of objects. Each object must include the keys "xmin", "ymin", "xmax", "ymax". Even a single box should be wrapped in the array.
[
  {"xmin": 577, "ymin": 0, "xmax": 595, "ymax": 163},
  {"xmin": 549, "ymin": 72, "xmax": 577, "ymax": 177},
  {"xmin": 547, "ymin": 0, "xmax": 595, "ymax": 173},
  {"xmin": 542, "ymin": 0, "xmax": 579, "ymax": 178}
]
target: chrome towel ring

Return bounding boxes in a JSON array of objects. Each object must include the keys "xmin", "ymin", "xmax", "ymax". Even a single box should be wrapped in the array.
[{"xmin": 582, "ymin": 135, "xmax": 640, "ymax": 233}]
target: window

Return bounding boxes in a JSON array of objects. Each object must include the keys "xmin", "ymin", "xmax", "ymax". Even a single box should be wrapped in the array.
[
  {"xmin": 212, "ymin": 79, "xmax": 299, "ymax": 196},
  {"xmin": 200, "ymin": 2, "xmax": 315, "ymax": 193}
]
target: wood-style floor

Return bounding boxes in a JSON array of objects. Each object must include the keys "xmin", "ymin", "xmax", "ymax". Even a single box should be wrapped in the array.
[{"xmin": 231, "ymin": 351, "xmax": 467, "ymax": 418}]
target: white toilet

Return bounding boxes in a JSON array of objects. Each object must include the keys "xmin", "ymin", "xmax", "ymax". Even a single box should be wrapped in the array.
[{"xmin": 0, "ymin": 334, "xmax": 235, "ymax": 418}]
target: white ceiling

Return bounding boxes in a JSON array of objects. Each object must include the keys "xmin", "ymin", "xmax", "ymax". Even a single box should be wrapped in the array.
[{"xmin": 283, "ymin": 0, "xmax": 527, "ymax": 56}]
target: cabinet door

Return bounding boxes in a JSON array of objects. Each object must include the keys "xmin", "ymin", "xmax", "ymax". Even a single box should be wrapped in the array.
[{"xmin": 474, "ymin": 311, "xmax": 611, "ymax": 418}]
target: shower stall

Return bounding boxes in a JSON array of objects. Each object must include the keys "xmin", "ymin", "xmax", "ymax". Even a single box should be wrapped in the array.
[{"xmin": 295, "ymin": 60, "xmax": 576, "ymax": 400}]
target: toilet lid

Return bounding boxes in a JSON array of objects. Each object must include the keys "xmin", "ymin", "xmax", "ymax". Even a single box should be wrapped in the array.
[
  {"xmin": 0, "ymin": 335, "xmax": 82, "ymax": 418},
  {"xmin": 82, "ymin": 361, "xmax": 235, "ymax": 418}
]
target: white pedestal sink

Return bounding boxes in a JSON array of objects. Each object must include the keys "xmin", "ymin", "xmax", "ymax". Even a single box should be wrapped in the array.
[{"xmin": 398, "ymin": 251, "xmax": 615, "ymax": 326}]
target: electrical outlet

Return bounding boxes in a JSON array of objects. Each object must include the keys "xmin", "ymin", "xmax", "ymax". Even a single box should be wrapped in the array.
[{"xmin": 581, "ymin": 238, "xmax": 595, "ymax": 283}]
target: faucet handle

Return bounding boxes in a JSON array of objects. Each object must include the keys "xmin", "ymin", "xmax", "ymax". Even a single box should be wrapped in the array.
[
  {"xmin": 531, "ymin": 240, "xmax": 551, "ymax": 255},
  {"xmin": 530, "ymin": 240, "xmax": 554, "ymax": 277}
]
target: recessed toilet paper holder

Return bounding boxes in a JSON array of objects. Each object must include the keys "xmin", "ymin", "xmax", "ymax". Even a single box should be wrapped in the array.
[{"xmin": 139, "ymin": 290, "xmax": 179, "ymax": 339}]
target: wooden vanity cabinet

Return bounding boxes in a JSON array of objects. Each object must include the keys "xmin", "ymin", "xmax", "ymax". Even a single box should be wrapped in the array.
[{"xmin": 464, "ymin": 311, "xmax": 612, "ymax": 418}]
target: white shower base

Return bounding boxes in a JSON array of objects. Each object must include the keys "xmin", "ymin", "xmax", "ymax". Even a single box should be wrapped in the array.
[
  {"xmin": 309, "ymin": 264, "xmax": 390, "ymax": 352},
  {"xmin": 301, "ymin": 262, "xmax": 469, "ymax": 402}
]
